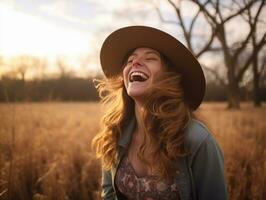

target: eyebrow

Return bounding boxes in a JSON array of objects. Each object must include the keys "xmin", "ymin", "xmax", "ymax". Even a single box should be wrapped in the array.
[{"xmin": 128, "ymin": 50, "xmax": 161, "ymax": 58}]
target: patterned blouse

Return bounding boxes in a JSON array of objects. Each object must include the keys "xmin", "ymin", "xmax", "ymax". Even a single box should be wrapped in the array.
[{"xmin": 115, "ymin": 156, "xmax": 180, "ymax": 200}]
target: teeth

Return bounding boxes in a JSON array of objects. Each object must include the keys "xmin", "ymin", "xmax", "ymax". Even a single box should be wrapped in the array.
[
  {"xmin": 131, "ymin": 71, "xmax": 148, "ymax": 79},
  {"xmin": 129, "ymin": 71, "xmax": 149, "ymax": 82}
]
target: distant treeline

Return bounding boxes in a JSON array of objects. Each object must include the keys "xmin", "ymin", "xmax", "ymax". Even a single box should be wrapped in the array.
[
  {"xmin": 205, "ymin": 82, "xmax": 266, "ymax": 102},
  {"xmin": 0, "ymin": 77, "xmax": 99, "ymax": 102},
  {"xmin": 0, "ymin": 77, "xmax": 265, "ymax": 102}
]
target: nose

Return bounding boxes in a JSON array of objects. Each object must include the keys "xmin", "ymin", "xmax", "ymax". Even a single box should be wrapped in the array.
[{"xmin": 132, "ymin": 56, "xmax": 143, "ymax": 67}]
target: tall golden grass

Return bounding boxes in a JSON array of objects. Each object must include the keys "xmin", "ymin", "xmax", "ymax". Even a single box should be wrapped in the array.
[{"xmin": 0, "ymin": 102, "xmax": 265, "ymax": 200}]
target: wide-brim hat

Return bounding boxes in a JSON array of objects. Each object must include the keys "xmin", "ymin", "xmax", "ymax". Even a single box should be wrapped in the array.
[{"xmin": 100, "ymin": 25, "xmax": 205, "ymax": 110}]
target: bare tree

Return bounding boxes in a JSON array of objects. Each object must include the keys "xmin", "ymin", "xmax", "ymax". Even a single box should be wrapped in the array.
[
  {"xmin": 155, "ymin": 0, "xmax": 266, "ymax": 108},
  {"xmin": 155, "ymin": 0, "xmax": 216, "ymax": 57},
  {"xmin": 10, "ymin": 55, "xmax": 38, "ymax": 82},
  {"xmin": 191, "ymin": 0, "xmax": 265, "ymax": 108},
  {"xmin": 57, "ymin": 57, "xmax": 75, "ymax": 78},
  {"xmin": 241, "ymin": 0, "xmax": 266, "ymax": 107}
]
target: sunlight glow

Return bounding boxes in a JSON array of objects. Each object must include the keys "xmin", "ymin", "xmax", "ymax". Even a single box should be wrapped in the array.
[{"xmin": 0, "ymin": 4, "xmax": 92, "ymax": 57}]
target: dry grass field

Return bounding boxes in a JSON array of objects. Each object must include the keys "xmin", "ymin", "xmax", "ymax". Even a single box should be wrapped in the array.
[{"xmin": 0, "ymin": 102, "xmax": 265, "ymax": 200}]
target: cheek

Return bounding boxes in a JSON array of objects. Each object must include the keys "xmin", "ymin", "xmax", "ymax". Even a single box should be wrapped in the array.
[
  {"xmin": 152, "ymin": 63, "xmax": 165, "ymax": 75},
  {"xmin": 122, "ymin": 67, "xmax": 129, "ymax": 86}
]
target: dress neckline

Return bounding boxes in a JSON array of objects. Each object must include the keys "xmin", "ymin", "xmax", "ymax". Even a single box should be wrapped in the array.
[{"xmin": 124, "ymin": 155, "xmax": 158, "ymax": 179}]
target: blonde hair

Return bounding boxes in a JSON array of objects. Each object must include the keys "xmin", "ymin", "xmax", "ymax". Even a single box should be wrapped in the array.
[
  {"xmin": 92, "ymin": 59, "xmax": 191, "ymax": 179},
  {"xmin": 92, "ymin": 76, "xmax": 134, "ymax": 170},
  {"xmin": 140, "ymin": 72, "xmax": 191, "ymax": 178}
]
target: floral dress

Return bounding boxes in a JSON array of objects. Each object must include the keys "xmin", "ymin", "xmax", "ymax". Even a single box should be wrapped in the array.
[{"xmin": 115, "ymin": 156, "xmax": 180, "ymax": 200}]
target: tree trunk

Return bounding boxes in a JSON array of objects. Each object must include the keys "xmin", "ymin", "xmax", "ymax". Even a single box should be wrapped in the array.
[
  {"xmin": 227, "ymin": 66, "xmax": 240, "ymax": 109},
  {"xmin": 227, "ymin": 82, "xmax": 240, "ymax": 109},
  {"xmin": 252, "ymin": 54, "xmax": 261, "ymax": 107},
  {"xmin": 223, "ymin": 47, "xmax": 241, "ymax": 109}
]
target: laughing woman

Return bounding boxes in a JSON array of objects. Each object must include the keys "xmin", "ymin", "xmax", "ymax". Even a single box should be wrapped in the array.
[{"xmin": 92, "ymin": 26, "xmax": 227, "ymax": 200}]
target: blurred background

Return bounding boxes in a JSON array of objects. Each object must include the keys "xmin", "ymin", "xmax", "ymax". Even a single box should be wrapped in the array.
[{"xmin": 0, "ymin": 0, "xmax": 265, "ymax": 200}]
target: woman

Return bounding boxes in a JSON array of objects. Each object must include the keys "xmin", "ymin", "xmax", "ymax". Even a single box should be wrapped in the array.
[{"xmin": 93, "ymin": 26, "xmax": 227, "ymax": 200}]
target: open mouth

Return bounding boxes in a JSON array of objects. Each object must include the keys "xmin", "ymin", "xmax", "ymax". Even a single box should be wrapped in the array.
[{"xmin": 129, "ymin": 71, "xmax": 149, "ymax": 82}]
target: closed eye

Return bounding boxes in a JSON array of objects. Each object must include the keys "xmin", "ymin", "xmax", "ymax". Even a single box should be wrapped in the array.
[
  {"xmin": 126, "ymin": 56, "xmax": 135, "ymax": 64},
  {"xmin": 127, "ymin": 59, "xmax": 133, "ymax": 64},
  {"xmin": 146, "ymin": 57, "xmax": 158, "ymax": 61}
]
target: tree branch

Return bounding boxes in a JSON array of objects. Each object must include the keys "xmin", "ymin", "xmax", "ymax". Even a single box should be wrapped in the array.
[
  {"xmin": 167, "ymin": 0, "xmax": 193, "ymax": 50},
  {"xmin": 209, "ymin": 0, "xmax": 223, "ymax": 23},
  {"xmin": 191, "ymin": 0, "xmax": 231, "ymax": 59},
  {"xmin": 188, "ymin": 8, "xmax": 201, "ymax": 37},
  {"xmin": 233, "ymin": 0, "xmax": 265, "ymax": 61},
  {"xmin": 223, "ymin": 0, "xmax": 259, "ymax": 23},
  {"xmin": 202, "ymin": 64, "xmax": 226, "ymax": 87},
  {"xmin": 191, "ymin": 0, "xmax": 219, "ymax": 26},
  {"xmin": 237, "ymin": 32, "xmax": 266, "ymax": 82},
  {"xmin": 196, "ymin": 27, "xmax": 216, "ymax": 58},
  {"xmin": 154, "ymin": 3, "xmax": 180, "ymax": 25}
]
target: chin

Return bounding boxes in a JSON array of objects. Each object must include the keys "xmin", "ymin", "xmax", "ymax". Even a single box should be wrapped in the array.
[
  {"xmin": 127, "ymin": 88, "xmax": 148, "ymax": 100},
  {"xmin": 125, "ymin": 80, "xmax": 151, "ymax": 101}
]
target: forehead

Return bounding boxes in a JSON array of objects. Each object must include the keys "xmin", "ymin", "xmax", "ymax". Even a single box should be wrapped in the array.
[{"xmin": 130, "ymin": 47, "xmax": 161, "ymax": 56}]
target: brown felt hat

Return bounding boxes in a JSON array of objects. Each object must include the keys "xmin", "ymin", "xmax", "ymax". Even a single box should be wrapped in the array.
[{"xmin": 100, "ymin": 25, "xmax": 205, "ymax": 110}]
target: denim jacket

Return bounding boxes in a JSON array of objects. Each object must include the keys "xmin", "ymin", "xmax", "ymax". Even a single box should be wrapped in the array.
[{"xmin": 101, "ymin": 119, "xmax": 228, "ymax": 200}]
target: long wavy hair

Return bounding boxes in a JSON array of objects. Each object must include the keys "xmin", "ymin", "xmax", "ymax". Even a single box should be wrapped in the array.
[{"xmin": 92, "ymin": 54, "xmax": 192, "ymax": 179}]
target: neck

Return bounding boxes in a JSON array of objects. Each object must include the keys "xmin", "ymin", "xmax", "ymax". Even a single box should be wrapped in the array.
[{"xmin": 134, "ymin": 102, "xmax": 145, "ymax": 133}]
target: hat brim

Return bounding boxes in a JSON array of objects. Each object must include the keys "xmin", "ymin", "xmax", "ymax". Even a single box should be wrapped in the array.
[{"xmin": 100, "ymin": 26, "xmax": 205, "ymax": 110}]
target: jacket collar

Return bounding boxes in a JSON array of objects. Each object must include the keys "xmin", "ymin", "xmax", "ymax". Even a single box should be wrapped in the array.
[{"xmin": 118, "ymin": 117, "xmax": 136, "ymax": 148}]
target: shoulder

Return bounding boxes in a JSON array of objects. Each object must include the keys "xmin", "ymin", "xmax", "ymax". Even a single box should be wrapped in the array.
[
  {"xmin": 185, "ymin": 120, "xmax": 228, "ymax": 200},
  {"xmin": 185, "ymin": 119, "xmax": 211, "ymax": 149},
  {"xmin": 185, "ymin": 119, "xmax": 218, "ymax": 165}
]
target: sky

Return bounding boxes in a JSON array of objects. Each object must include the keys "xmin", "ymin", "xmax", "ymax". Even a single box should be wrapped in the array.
[
  {"xmin": 0, "ymin": 0, "xmax": 170, "ymax": 78},
  {"xmin": 0, "ymin": 0, "xmax": 261, "ymax": 79},
  {"xmin": 0, "ymin": 0, "xmax": 206, "ymax": 78}
]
